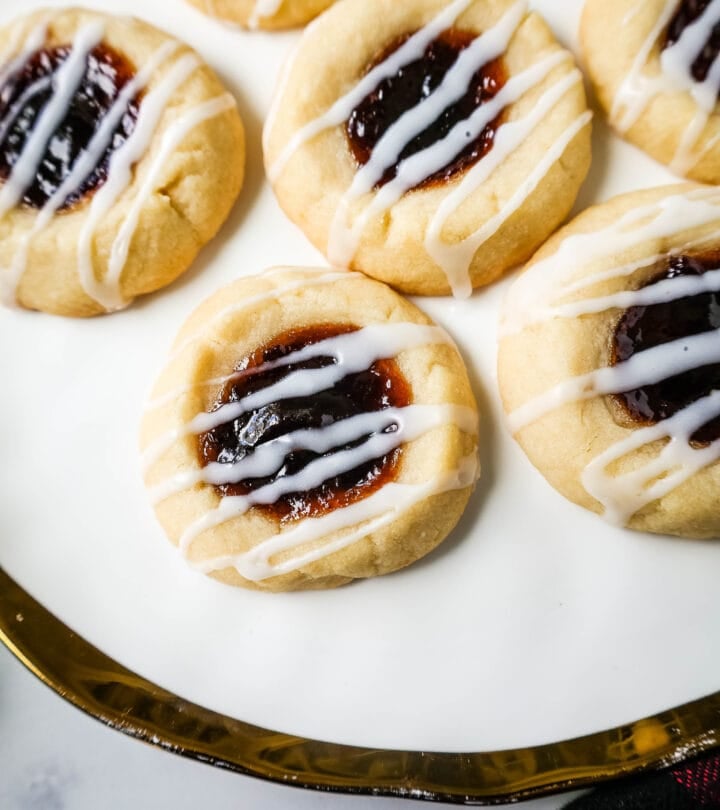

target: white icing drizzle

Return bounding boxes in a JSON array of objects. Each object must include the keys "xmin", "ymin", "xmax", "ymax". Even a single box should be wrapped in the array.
[
  {"xmin": 502, "ymin": 187, "xmax": 720, "ymax": 335},
  {"xmin": 426, "ymin": 104, "xmax": 591, "ymax": 297},
  {"xmin": 621, "ymin": 2, "xmax": 645, "ymax": 27},
  {"xmin": 326, "ymin": 2, "xmax": 532, "ymax": 271},
  {"xmin": 143, "ymin": 322, "xmax": 451, "ymax": 468},
  {"xmin": 0, "ymin": 21, "xmax": 105, "ymax": 218},
  {"xmin": 151, "ymin": 403, "xmax": 477, "ymax": 504},
  {"xmin": 664, "ymin": 1, "xmax": 720, "ymax": 173},
  {"xmin": 76, "ymin": 52, "xmax": 202, "ymax": 311},
  {"xmin": 143, "ymin": 271, "xmax": 355, "ymax": 416},
  {"xmin": 190, "ymin": 323, "xmax": 450, "ymax": 433},
  {"xmin": 248, "ymin": 0, "xmax": 283, "ymax": 29},
  {"xmin": 612, "ymin": 0, "xmax": 678, "ymax": 130},
  {"xmin": 103, "ymin": 92, "xmax": 236, "ymax": 305},
  {"xmin": 0, "ymin": 76, "xmax": 53, "ymax": 163},
  {"xmin": 518, "ymin": 266, "xmax": 720, "ymax": 325},
  {"xmin": 193, "ymin": 454, "xmax": 478, "ymax": 582},
  {"xmin": 424, "ymin": 68, "xmax": 582, "ymax": 297},
  {"xmin": 269, "ymin": 0, "xmax": 587, "ymax": 297},
  {"xmin": 194, "ymin": 453, "xmax": 479, "ymax": 582},
  {"xmin": 0, "ymin": 21, "xmax": 237, "ymax": 310},
  {"xmin": 0, "ymin": 19, "xmax": 49, "ymax": 92},
  {"xmin": 146, "ymin": 315, "xmax": 477, "ymax": 581},
  {"xmin": 162, "ymin": 268, "xmax": 352, "ymax": 371},
  {"xmin": 661, "ymin": 3, "xmax": 720, "ymax": 103},
  {"xmin": 177, "ymin": 402, "xmax": 477, "ymax": 553},
  {"xmin": 582, "ymin": 390, "xmax": 720, "ymax": 526},
  {"xmin": 612, "ymin": 0, "xmax": 720, "ymax": 174},
  {"xmin": 1, "ymin": 40, "xmax": 179, "ymax": 307},
  {"xmin": 267, "ymin": 0, "xmax": 479, "ymax": 183},
  {"xmin": 504, "ymin": 187, "xmax": 720, "ymax": 526},
  {"xmin": 508, "ymin": 329, "xmax": 720, "ymax": 433}
]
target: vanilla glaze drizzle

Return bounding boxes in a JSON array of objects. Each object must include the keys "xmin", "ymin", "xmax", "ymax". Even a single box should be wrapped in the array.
[
  {"xmin": 249, "ymin": 0, "xmax": 284, "ymax": 29},
  {"xmin": 0, "ymin": 15, "xmax": 237, "ymax": 311},
  {"xmin": 612, "ymin": 0, "xmax": 720, "ymax": 174},
  {"xmin": 266, "ymin": 0, "xmax": 589, "ymax": 298},
  {"xmin": 503, "ymin": 187, "xmax": 720, "ymax": 526},
  {"xmin": 144, "ymin": 270, "xmax": 479, "ymax": 581}
]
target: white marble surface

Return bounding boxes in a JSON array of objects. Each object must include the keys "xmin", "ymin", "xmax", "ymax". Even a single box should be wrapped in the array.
[{"xmin": 0, "ymin": 644, "xmax": 585, "ymax": 809}]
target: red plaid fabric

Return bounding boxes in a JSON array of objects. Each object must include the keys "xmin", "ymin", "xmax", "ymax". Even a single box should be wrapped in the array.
[
  {"xmin": 563, "ymin": 752, "xmax": 720, "ymax": 809},
  {"xmin": 674, "ymin": 754, "xmax": 720, "ymax": 806}
]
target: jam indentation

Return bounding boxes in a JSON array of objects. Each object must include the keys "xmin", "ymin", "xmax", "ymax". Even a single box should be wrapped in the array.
[
  {"xmin": 664, "ymin": 0, "xmax": 720, "ymax": 84},
  {"xmin": 0, "ymin": 43, "xmax": 141, "ymax": 210},
  {"xmin": 199, "ymin": 324, "xmax": 412, "ymax": 522},
  {"xmin": 610, "ymin": 251, "xmax": 720, "ymax": 445},
  {"xmin": 346, "ymin": 28, "xmax": 507, "ymax": 191}
]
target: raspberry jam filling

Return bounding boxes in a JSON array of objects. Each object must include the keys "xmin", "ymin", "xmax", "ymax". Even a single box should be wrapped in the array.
[
  {"xmin": 0, "ymin": 43, "xmax": 140, "ymax": 210},
  {"xmin": 346, "ymin": 28, "xmax": 507, "ymax": 191},
  {"xmin": 664, "ymin": 0, "xmax": 720, "ymax": 84},
  {"xmin": 199, "ymin": 324, "xmax": 412, "ymax": 522},
  {"xmin": 610, "ymin": 251, "xmax": 720, "ymax": 444}
]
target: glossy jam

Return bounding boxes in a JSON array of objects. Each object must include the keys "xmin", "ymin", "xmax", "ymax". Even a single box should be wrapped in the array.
[
  {"xmin": 665, "ymin": 0, "xmax": 720, "ymax": 84},
  {"xmin": 346, "ymin": 29, "xmax": 506, "ymax": 190},
  {"xmin": 199, "ymin": 324, "xmax": 412, "ymax": 522},
  {"xmin": 0, "ymin": 43, "xmax": 140, "ymax": 210},
  {"xmin": 610, "ymin": 252, "xmax": 720, "ymax": 444}
]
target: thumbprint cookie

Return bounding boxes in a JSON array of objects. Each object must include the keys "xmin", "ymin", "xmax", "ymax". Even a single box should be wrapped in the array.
[
  {"xmin": 582, "ymin": 0, "xmax": 720, "ymax": 182},
  {"xmin": 499, "ymin": 184, "xmax": 720, "ymax": 539},
  {"xmin": 0, "ymin": 9, "xmax": 245, "ymax": 317},
  {"xmin": 140, "ymin": 267, "xmax": 479, "ymax": 592},
  {"xmin": 186, "ymin": 0, "xmax": 335, "ymax": 30},
  {"xmin": 263, "ymin": 0, "xmax": 591, "ymax": 298}
]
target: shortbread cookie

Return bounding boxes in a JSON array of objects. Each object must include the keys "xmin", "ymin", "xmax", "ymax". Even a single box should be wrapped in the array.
[
  {"xmin": 0, "ymin": 8, "xmax": 245, "ymax": 317},
  {"xmin": 141, "ymin": 267, "xmax": 479, "ymax": 592},
  {"xmin": 264, "ymin": 0, "xmax": 591, "ymax": 298},
  {"xmin": 581, "ymin": 0, "xmax": 720, "ymax": 182},
  {"xmin": 186, "ymin": 0, "xmax": 334, "ymax": 30},
  {"xmin": 499, "ymin": 184, "xmax": 720, "ymax": 539}
]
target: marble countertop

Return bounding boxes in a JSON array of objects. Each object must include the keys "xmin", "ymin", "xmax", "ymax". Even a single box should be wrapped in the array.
[{"xmin": 0, "ymin": 644, "xmax": 584, "ymax": 810}]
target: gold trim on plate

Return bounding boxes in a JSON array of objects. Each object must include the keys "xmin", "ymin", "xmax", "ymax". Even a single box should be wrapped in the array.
[{"xmin": 2, "ymin": 566, "xmax": 719, "ymax": 805}]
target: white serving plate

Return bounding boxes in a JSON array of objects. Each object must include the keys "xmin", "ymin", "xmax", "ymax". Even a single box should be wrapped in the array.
[{"xmin": 2, "ymin": 0, "xmax": 720, "ymax": 756}]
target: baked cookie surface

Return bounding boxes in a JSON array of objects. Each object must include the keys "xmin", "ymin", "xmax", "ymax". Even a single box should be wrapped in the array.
[
  {"xmin": 0, "ymin": 7, "xmax": 245, "ymax": 317},
  {"xmin": 581, "ymin": 0, "xmax": 720, "ymax": 182},
  {"xmin": 141, "ymin": 267, "xmax": 479, "ymax": 592},
  {"xmin": 498, "ymin": 184, "xmax": 720, "ymax": 539},
  {"xmin": 264, "ymin": 0, "xmax": 591, "ymax": 298},
  {"xmin": 186, "ymin": 0, "xmax": 334, "ymax": 30}
]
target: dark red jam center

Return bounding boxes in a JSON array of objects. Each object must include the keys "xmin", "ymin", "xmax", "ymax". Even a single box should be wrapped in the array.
[
  {"xmin": 665, "ymin": 0, "xmax": 720, "ymax": 84},
  {"xmin": 346, "ymin": 28, "xmax": 507, "ymax": 191},
  {"xmin": 610, "ymin": 251, "xmax": 720, "ymax": 445},
  {"xmin": 199, "ymin": 324, "xmax": 412, "ymax": 522},
  {"xmin": 0, "ymin": 43, "xmax": 140, "ymax": 210}
]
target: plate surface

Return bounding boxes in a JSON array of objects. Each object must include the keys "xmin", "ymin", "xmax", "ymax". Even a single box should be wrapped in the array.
[
  {"xmin": 2, "ymin": 0, "xmax": 720, "ymax": 771},
  {"xmin": 4, "ymin": 566, "xmax": 720, "ymax": 806}
]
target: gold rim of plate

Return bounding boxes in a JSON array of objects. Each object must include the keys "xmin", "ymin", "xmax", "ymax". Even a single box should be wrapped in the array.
[{"xmin": 2, "ymin": 566, "xmax": 719, "ymax": 805}]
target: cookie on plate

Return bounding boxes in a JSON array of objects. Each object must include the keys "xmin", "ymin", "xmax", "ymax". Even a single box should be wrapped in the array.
[
  {"xmin": 141, "ymin": 267, "xmax": 479, "ymax": 592},
  {"xmin": 499, "ymin": 184, "xmax": 720, "ymax": 538},
  {"xmin": 581, "ymin": 0, "xmax": 720, "ymax": 182},
  {"xmin": 264, "ymin": 0, "xmax": 591, "ymax": 298},
  {"xmin": 186, "ymin": 0, "xmax": 335, "ymax": 30},
  {"xmin": 0, "ymin": 8, "xmax": 245, "ymax": 317}
]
